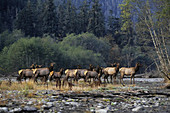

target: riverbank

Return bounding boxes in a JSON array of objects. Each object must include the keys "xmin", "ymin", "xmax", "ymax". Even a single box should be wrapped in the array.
[{"xmin": 0, "ymin": 78, "xmax": 170, "ymax": 113}]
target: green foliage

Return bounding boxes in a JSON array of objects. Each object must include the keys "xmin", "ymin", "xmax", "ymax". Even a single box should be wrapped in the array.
[
  {"xmin": 60, "ymin": 33, "xmax": 111, "ymax": 62},
  {"xmin": 0, "ymin": 33, "xmax": 107, "ymax": 73},
  {"xmin": 0, "ymin": 36, "xmax": 60, "ymax": 72},
  {"xmin": 107, "ymin": 10, "xmax": 121, "ymax": 37},
  {"xmin": 119, "ymin": 0, "xmax": 133, "ymax": 33},
  {"xmin": 58, "ymin": 44, "xmax": 106, "ymax": 69},
  {"xmin": 78, "ymin": 0, "xmax": 90, "ymax": 33},
  {"xmin": 15, "ymin": 0, "xmax": 35, "ymax": 37},
  {"xmin": 57, "ymin": 4, "xmax": 67, "ymax": 39},
  {"xmin": 42, "ymin": 0, "xmax": 58, "ymax": 36},
  {"xmin": 87, "ymin": 0, "xmax": 105, "ymax": 37},
  {"xmin": 0, "ymin": 30, "xmax": 24, "ymax": 51},
  {"xmin": 119, "ymin": 0, "xmax": 134, "ymax": 46},
  {"xmin": 0, "ymin": 0, "xmax": 28, "ymax": 33}
]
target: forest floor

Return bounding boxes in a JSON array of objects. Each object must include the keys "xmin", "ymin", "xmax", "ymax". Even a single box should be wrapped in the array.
[{"xmin": 0, "ymin": 77, "xmax": 170, "ymax": 113}]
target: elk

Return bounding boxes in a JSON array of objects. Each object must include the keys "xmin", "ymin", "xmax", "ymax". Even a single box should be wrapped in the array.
[
  {"xmin": 103, "ymin": 63, "xmax": 120, "ymax": 84},
  {"xmin": 77, "ymin": 69, "xmax": 88, "ymax": 82},
  {"xmin": 119, "ymin": 63, "xmax": 142, "ymax": 86},
  {"xmin": 63, "ymin": 69, "xmax": 78, "ymax": 86},
  {"xmin": 30, "ymin": 64, "xmax": 42, "ymax": 69},
  {"xmin": 49, "ymin": 68, "xmax": 64, "ymax": 89},
  {"xmin": 85, "ymin": 66, "xmax": 102, "ymax": 85},
  {"xmin": 17, "ymin": 69, "xmax": 34, "ymax": 82},
  {"xmin": 33, "ymin": 63, "xmax": 55, "ymax": 83}
]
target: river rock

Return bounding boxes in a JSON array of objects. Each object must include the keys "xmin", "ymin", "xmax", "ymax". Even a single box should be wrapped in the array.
[
  {"xmin": 97, "ymin": 103, "xmax": 104, "ymax": 109},
  {"xmin": 46, "ymin": 102, "xmax": 53, "ymax": 107},
  {"xmin": 0, "ymin": 107, "xmax": 8, "ymax": 112},
  {"xmin": 96, "ymin": 109, "xmax": 108, "ymax": 113},
  {"xmin": 27, "ymin": 101, "xmax": 33, "ymax": 105},
  {"xmin": 132, "ymin": 106, "xmax": 143, "ymax": 112},
  {"xmin": 9, "ymin": 108, "xmax": 22, "ymax": 113},
  {"xmin": 23, "ymin": 106, "xmax": 37, "ymax": 112}
]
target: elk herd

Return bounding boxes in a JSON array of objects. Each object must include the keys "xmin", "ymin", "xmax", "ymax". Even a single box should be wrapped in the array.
[{"xmin": 17, "ymin": 62, "xmax": 142, "ymax": 88}]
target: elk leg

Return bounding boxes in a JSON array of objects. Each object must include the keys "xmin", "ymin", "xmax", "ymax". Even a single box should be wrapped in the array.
[
  {"xmin": 107, "ymin": 75, "xmax": 109, "ymax": 83},
  {"xmin": 56, "ymin": 79, "xmax": 58, "ymax": 88},
  {"xmin": 84, "ymin": 77, "xmax": 86, "ymax": 82},
  {"xmin": 86, "ymin": 76, "xmax": 89, "ymax": 83},
  {"xmin": 120, "ymin": 74, "xmax": 125, "ymax": 86},
  {"xmin": 110, "ymin": 75, "xmax": 113, "ymax": 83},
  {"xmin": 24, "ymin": 77, "xmax": 26, "ymax": 82},
  {"xmin": 59, "ymin": 79, "xmax": 61, "ymax": 89},
  {"xmin": 114, "ymin": 75, "xmax": 116, "ymax": 84},
  {"xmin": 133, "ymin": 75, "xmax": 135, "ymax": 84},
  {"xmin": 34, "ymin": 74, "xmax": 38, "ymax": 83},
  {"xmin": 130, "ymin": 76, "xmax": 132, "ymax": 84},
  {"xmin": 98, "ymin": 77, "xmax": 101, "ymax": 86},
  {"xmin": 62, "ymin": 78, "xmax": 65, "ymax": 87},
  {"xmin": 63, "ymin": 76, "xmax": 68, "ymax": 87},
  {"xmin": 104, "ymin": 75, "xmax": 106, "ymax": 83}
]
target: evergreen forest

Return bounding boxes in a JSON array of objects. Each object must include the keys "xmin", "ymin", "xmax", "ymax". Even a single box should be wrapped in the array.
[{"xmin": 0, "ymin": 0, "xmax": 169, "ymax": 77}]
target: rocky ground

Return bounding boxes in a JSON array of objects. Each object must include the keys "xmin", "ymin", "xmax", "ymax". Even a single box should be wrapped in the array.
[{"xmin": 0, "ymin": 78, "xmax": 170, "ymax": 113}]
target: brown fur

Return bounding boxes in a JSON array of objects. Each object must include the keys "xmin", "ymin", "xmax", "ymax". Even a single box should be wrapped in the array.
[
  {"xmin": 33, "ymin": 63, "xmax": 55, "ymax": 83},
  {"xmin": 49, "ymin": 68, "xmax": 64, "ymax": 89},
  {"xmin": 103, "ymin": 63, "xmax": 120, "ymax": 83},
  {"xmin": 17, "ymin": 69, "xmax": 33, "ymax": 82},
  {"xmin": 119, "ymin": 63, "xmax": 141, "ymax": 85},
  {"xmin": 63, "ymin": 69, "xmax": 78, "ymax": 86}
]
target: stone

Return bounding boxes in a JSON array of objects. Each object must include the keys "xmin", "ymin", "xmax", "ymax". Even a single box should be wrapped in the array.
[
  {"xmin": 0, "ymin": 107, "xmax": 8, "ymax": 112},
  {"xmin": 97, "ymin": 103, "xmax": 104, "ymax": 109},
  {"xmin": 111, "ymin": 102, "xmax": 117, "ymax": 106},
  {"xmin": 23, "ymin": 106, "xmax": 37, "ymax": 112},
  {"xmin": 132, "ymin": 106, "xmax": 143, "ymax": 112},
  {"xmin": 27, "ymin": 101, "xmax": 33, "ymax": 105},
  {"xmin": 46, "ymin": 102, "xmax": 53, "ymax": 107},
  {"xmin": 49, "ymin": 98, "xmax": 57, "ymax": 102},
  {"xmin": 9, "ymin": 108, "xmax": 22, "ymax": 113},
  {"xmin": 96, "ymin": 109, "xmax": 108, "ymax": 113}
]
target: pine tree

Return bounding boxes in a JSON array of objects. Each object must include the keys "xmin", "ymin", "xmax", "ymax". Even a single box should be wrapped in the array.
[
  {"xmin": 87, "ymin": 0, "xmax": 105, "ymax": 37},
  {"xmin": 34, "ymin": 0, "xmax": 44, "ymax": 37},
  {"xmin": 15, "ymin": 0, "xmax": 35, "ymax": 37},
  {"xmin": 57, "ymin": 4, "xmax": 67, "ymax": 39},
  {"xmin": 78, "ymin": 0, "xmax": 90, "ymax": 33},
  {"xmin": 64, "ymin": 0, "xmax": 78, "ymax": 34},
  {"xmin": 42, "ymin": 0, "xmax": 58, "ymax": 36},
  {"xmin": 107, "ymin": 10, "xmax": 121, "ymax": 39},
  {"xmin": 0, "ymin": 0, "xmax": 28, "ymax": 33},
  {"xmin": 119, "ymin": 0, "xmax": 133, "ymax": 45}
]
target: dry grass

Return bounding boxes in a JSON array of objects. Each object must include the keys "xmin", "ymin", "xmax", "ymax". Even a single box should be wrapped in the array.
[
  {"xmin": 0, "ymin": 80, "xmax": 56, "ymax": 91},
  {"xmin": 0, "ymin": 80, "xmax": 126, "ymax": 92}
]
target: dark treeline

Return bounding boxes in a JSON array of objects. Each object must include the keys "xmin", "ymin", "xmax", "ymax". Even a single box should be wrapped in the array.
[
  {"xmin": 0, "ymin": 0, "xmax": 169, "ymax": 75},
  {"xmin": 1, "ymin": 0, "xmax": 107, "ymax": 38}
]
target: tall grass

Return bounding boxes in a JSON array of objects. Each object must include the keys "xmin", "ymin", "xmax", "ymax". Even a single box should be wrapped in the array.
[{"xmin": 0, "ymin": 80, "xmax": 124, "ymax": 92}]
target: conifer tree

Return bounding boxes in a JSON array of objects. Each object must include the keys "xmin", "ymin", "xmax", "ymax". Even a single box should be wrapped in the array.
[
  {"xmin": 78, "ymin": 0, "xmax": 90, "ymax": 33},
  {"xmin": 87, "ymin": 0, "xmax": 105, "ymax": 37},
  {"xmin": 34, "ymin": 0, "xmax": 44, "ymax": 37},
  {"xmin": 107, "ymin": 10, "xmax": 121, "ymax": 39},
  {"xmin": 64, "ymin": 0, "xmax": 78, "ymax": 34},
  {"xmin": 119, "ymin": 0, "xmax": 133, "ymax": 45},
  {"xmin": 57, "ymin": 4, "xmax": 67, "ymax": 39},
  {"xmin": 16, "ymin": 0, "xmax": 35, "ymax": 37},
  {"xmin": 42, "ymin": 0, "xmax": 58, "ymax": 36}
]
